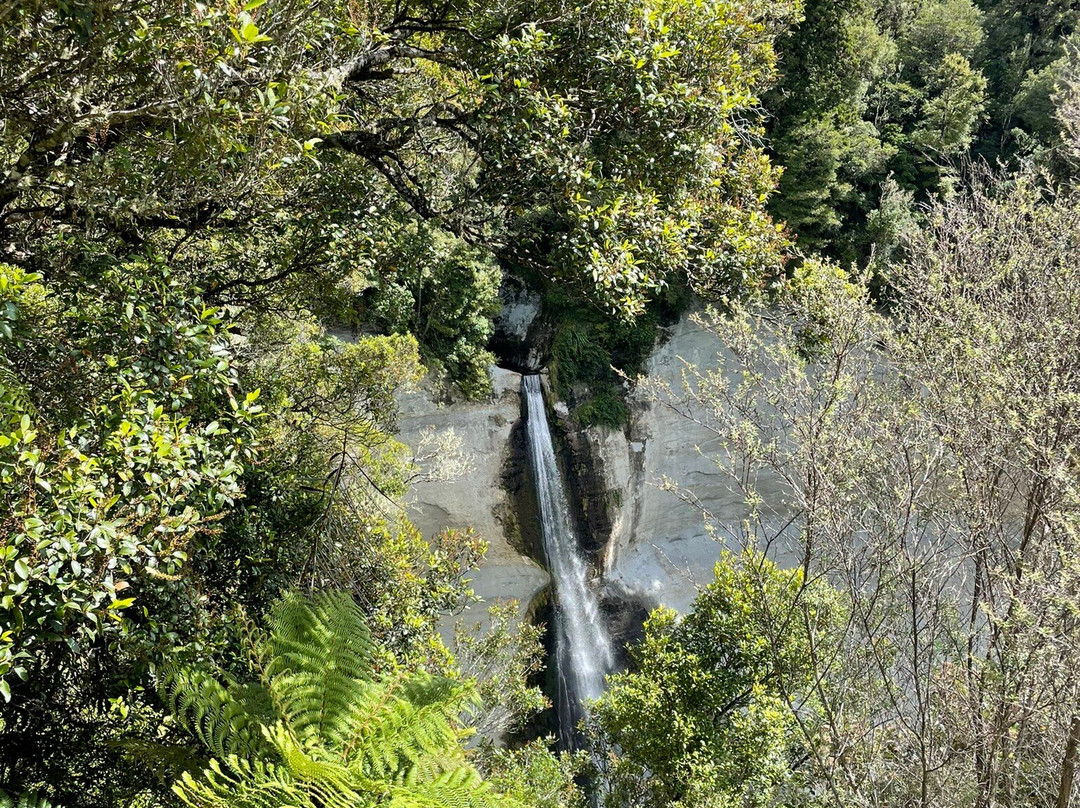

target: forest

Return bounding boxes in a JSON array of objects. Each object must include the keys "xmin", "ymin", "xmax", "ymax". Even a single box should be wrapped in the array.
[{"xmin": 3, "ymin": 0, "xmax": 1080, "ymax": 806}]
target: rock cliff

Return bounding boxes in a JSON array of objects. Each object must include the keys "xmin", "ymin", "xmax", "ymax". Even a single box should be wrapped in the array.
[
  {"xmin": 573, "ymin": 308, "xmax": 790, "ymax": 614},
  {"xmin": 394, "ymin": 305, "xmax": 765, "ymax": 621},
  {"xmin": 396, "ymin": 367, "xmax": 549, "ymax": 626}
]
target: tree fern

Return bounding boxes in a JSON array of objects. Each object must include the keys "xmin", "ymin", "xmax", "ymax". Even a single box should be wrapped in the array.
[
  {"xmin": 160, "ymin": 666, "xmax": 276, "ymax": 762},
  {"xmin": 264, "ymin": 590, "xmax": 379, "ymax": 751},
  {"xmin": 160, "ymin": 590, "xmax": 519, "ymax": 808}
]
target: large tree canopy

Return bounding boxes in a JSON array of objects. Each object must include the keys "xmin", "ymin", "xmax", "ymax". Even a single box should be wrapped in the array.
[
  {"xmin": 765, "ymin": 0, "xmax": 1080, "ymax": 265},
  {"xmin": 0, "ymin": 0, "xmax": 794, "ymax": 317}
]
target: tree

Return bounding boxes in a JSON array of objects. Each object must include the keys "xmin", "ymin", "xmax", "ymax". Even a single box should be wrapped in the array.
[
  {"xmin": 901, "ymin": 0, "xmax": 984, "ymax": 74},
  {"xmin": 467, "ymin": 0, "xmax": 796, "ymax": 313},
  {"xmin": 452, "ymin": 601, "xmax": 549, "ymax": 739},
  {"xmin": 591, "ymin": 551, "xmax": 840, "ymax": 808},
  {"xmin": 358, "ymin": 222, "xmax": 501, "ymax": 399},
  {"xmin": 0, "ymin": 291, "xmax": 486, "ymax": 802},
  {"xmin": 977, "ymin": 0, "xmax": 1080, "ymax": 159},
  {"xmin": 161, "ymin": 590, "xmax": 519, "ymax": 808},
  {"xmin": 914, "ymin": 52, "xmax": 987, "ymax": 156},
  {"xmin": 1, "ymin": 0, "xmax": 805, "ymax": 787},
  {"xmin": 0, "ymin": 261, "xmax": 261, "ymax": 699},
  {"xmin": 766, "ymin": 0, "xmax": 999, "ymax": 264},
  {"xmin": 0, "ymin": 0, "xmax": 795, "ymax": 321},
  {"xmin": 770, "ymin": 109, "xmax": 896, "ymax": 250}
]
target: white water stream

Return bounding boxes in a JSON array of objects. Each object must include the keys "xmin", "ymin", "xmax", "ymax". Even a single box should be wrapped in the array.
[{"xmin": 523, "ymin": 374, "xmax": 615, "ymax": 747}]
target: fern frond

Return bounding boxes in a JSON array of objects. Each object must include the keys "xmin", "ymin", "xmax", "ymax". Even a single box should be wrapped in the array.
[
  {"xmin": 165, "ymin": 591, "xmax": 520, "ymax": 808},
  {"xmin": 159, "ymin": 665, "xmax": 275, "ymax": 761},
  {"xmin": 387, "ymin": 767, "xmax": 523, "ymax": 808},
  {"xmin": 347, "ymin": 674, "xmax": 477, "ymax": 784},
  {"xmin": 264, "ymin": 721, "xmax": 358, "ymax": 790},
  {"xmin": 112, "ymin": 738, "xmax": 207, "ymax": 784},
  {"xmin": 265, "ymin": 590, "xmax": 378, "ymax": 752},
  {"xmin": 173, "ymin": 756, "xmax": 312, "ymax": 808},
  {"xmin": 0, "ymin": 791, "xmax": 60, "ymax": 808}
]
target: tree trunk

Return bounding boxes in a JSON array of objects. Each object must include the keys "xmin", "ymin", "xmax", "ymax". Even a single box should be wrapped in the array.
[{"xmin": 1056, "ymin": 715, "xmax": 1080, "ymax": 808}]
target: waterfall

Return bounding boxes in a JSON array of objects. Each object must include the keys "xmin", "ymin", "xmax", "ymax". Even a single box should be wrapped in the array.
[{"xmin": 522, "ymin": 374, "xmax": 615, "ymax": 748}]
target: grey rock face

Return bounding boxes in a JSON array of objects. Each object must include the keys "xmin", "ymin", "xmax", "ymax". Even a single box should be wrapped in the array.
[
  {"xmin": 396, "ymin": 367, "xmax": 549, "ymax": 624},
  {"xmin": 589, "ymin": 308, "xmax": 788, "ymax": 614},
  {"xmin": 395, "ymin": 306, "xmax": 781, "ymax": 624},
  {"xmin": 489, "ymin": 276, "xmax": 550, "ymax": 373}
]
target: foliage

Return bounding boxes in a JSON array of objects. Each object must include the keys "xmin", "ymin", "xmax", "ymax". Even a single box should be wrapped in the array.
[
  {"xmin": 237, "ymin": 321, "xmax": 485, "ymax": 654},
  {"xmin": 349, "ymin": 222, "xmax": 501, "ymax": 399},
  {"xmin": 472, "ymin": 0, "xmax": 797, "ymax": 314},
  {"xmin": 591, "ymin": 550, "xmax": 838, "ymax": 808},
  {"xmin": 545, "ymin": 281, "xmax": 689, "ymax": 428},
  {"xmin": 978, "ymin": 0, "xmax": 1080, "ymax": 155},
  {"xmin": 0, "ymin": 2, "xmax": 804, "ymax": 784},
  {"xmin": 0, "ymin": 0, "xmax": 795, "ymax": 323},
  {"xmin": 913, "ymin": 51, "xmax": 988, "ymax": 156},
  {"xmin": 161, "ymin": 590, "xmax": 519, "ymax": 808},
  {"xmin": 452, "ymin": 601, "xmax": 549, "ymax": 738},
  {"xmin": 765, "ymin": 0, "xmax": 1080, "ymax": 264},
  {"xmin": 0, "ymin": 792, "xmax": 61, "ymax": 808},
  {"xmin": 770, "ymin": 109, "xmax": 896, "ymax": 244},
  {"xmin": 570, "ymin": 391, "xmax": 630, "ymax": 431},
  {"xmin": 0, "ymin": 262, "xmax": 483, "ymax": 806},
  {"xmin": 647, "ymin": 168, "xmax": 1080, "ymax": 807},
  {"xmin": 12, "ymin": 0, "xmax": 1080, "ymax": 804},
  {"xmin": 0, "ymin": 261, "xmax": 260, "ymax": 700},
  {"xmin": 1, "ymin": 633, "xmax": 208, "ymax": 807},
  {"xmin": 474, "ymin": 739, "xmax": 589, "ymax": 808}
]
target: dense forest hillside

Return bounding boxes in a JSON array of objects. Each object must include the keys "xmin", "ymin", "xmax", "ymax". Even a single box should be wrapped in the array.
[
  {"xmin": 768, "ymin": 0, "xmax": 1080, "ymax": 263},
  {"xmin": 3, "ymin": 0, "xmax": 1080, "ymax": 806}
]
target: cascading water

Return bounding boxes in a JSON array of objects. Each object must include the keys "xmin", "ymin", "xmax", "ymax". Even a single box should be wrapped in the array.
[{"xmin": 523, "ymin": 374, "xmax": 616, "ymax": 748}]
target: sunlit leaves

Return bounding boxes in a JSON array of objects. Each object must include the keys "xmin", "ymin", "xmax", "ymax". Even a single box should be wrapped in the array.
[
  {"xmin": 473, "ymin": 0, "xmax": 796, "ymax": 316},
  {"xmin": 591, "ymin": 551, "xmax": 841, "ymax": 808},
  {"xmin": 0, "ymin": 261, "xmax": 260, "ymax": 698}
]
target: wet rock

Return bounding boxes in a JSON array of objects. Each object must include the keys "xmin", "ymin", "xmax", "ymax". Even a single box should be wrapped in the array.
[
  {"xmin": 600, "ymin": 586, "xmax": 652, "ymax": 670},
  {"xmin": 489, "ymin": 275, "xmax": 552, "ymax": 372}
]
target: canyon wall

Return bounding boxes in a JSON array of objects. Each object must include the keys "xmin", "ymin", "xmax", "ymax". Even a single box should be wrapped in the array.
[{"xmin": 570, "ymin": 310, "xmax": 790, "ymax": 614}]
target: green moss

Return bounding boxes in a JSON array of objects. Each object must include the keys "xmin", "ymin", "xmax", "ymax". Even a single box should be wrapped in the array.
[
  {"xmin": 573, "ymin": 387, "xmax": 629, "ymax": 429},
  {"xmin": 543, "ymin": 279, "xmax": 690, "ymax": 427}
]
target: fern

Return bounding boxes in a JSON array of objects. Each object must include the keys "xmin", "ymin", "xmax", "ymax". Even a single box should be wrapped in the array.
[
  {"xmin": 348, "ymin": 673, "xmax": 475, "ymax": 783},
  {"xmin": 265, "ymin": 590, "xmax": 378, "ymax": 751},
  {"xmin": 159, "ymin": 667, "xmax": 275, "ymax": 761},
  {"xmin": 156, "ymin": 591, "xmax": 520, "ymax": 808},
  {"xmin": 0, "ymin": 791, "xmax": 60, "ymax": 808}
]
